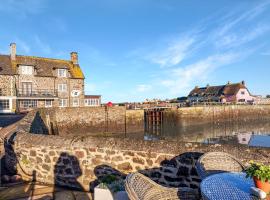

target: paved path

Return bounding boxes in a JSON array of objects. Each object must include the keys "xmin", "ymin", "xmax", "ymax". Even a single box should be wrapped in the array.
[
  {"xmin": 0, "ymin": 114, "xmax": 25, "ymax": 128},
  {"xmin": 0, "ymin": 182, "xmax": 93, "ymax": 200}
]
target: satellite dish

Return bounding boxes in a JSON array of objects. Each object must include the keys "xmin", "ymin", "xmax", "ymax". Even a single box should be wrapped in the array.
[{"xmin": 71, "ymin": 90, "xmax": 81, "ymax": 97}]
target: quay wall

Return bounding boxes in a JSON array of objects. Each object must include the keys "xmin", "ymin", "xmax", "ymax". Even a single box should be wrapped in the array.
[
  {"xmin": 35, "ymin": 107, "xmax": 144, "ymax": 135},
  {"xmin": 174, "ymin": 105, "xmax": 270, "ymax": 121},
  {"xmin": 2, "ymin": 108, "xmax": 270, "ymax": 193}
]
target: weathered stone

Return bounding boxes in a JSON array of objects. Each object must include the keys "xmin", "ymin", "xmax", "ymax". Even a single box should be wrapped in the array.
[
  {"xmin": 192, "ymin": 178, "xmax": 201, "ymax": 183},
  {"xmin": 160, "ymin": 159, "xmax": 177, "ymax": 168},
  {"xmin": 89, "ymin": 148, "xmax": 96, "ymax": 152},
  {"xmin": 29, "ymin": 150, "xmax": 36, "ymax": 157},
  {"xmin": 65, "ymin": 168, "xmax": 72, "ymax": 174},
  {"xmin": 190, "ymin": 167, "xmax": 198, "ymax": 176},
  {"xmin": 42, "ymin": 164, "xmax": 50, "ymax": 171},
  {"xmin": 132, "ymin": 157, "xmax": 145, "ymax": 165},
  {"xmin": 45, "ymin": 155, "xmax": 51, "ymax": 163},
  {"xmin": 91, "ymin": 158, "xmax": 102, "ymax": 165},
  {"xmin": 84, "ymin": 169, "xmax": 94, "ymax": 177},
  {"xmin": 112, "ymin": 156, "xmax": 123, "ymax": 162},
  {"xmin": 137, "ymin": 152, "xmax": 146, "ymax": 157},
  {"xmin": 164, "ymin": 176, "xmax": 183, "ymax": 182},
  {"xmin": 117, "ymin": 162, "xmax": 133, "ymax": 171},
  {"xmin": 190, "ymin": 184, "xmax": 199, "ymax": 189},
  {"xmin": 123, "ymin": 151, "xmax": 134, "ymax": 156},
  {"xmin": 75, "ymin": 151, "xmax": 85, "ymax": 159},
  {"xmin": 146, "ymin": 159, "xmax": 153, "ymax": 166},
  {"xmin": 49, "ymin": 151, "xmax": 55, "ymax": 156},
  {"xmin": 105, "ymin": 150, "xmax": 115, "ymax": 155},
  {"xmin": 36, "ymin": 157, "xmax": 43, "ymax": 163},
  {"xmin": 151, "ymin": 171, "xmax": 162, "ymax": 178},
  {"xmin": 177, "ymin": 166, "xmax": 189, "ymax": 176},
  {"xmin": 63, "ymin": 158, "xmax": 70, "ymax": 165}
]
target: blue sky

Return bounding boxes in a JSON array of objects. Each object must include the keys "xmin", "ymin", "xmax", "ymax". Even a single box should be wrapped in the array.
[{"xmin": 1, "ymin": 0, "xmax": 270, "ymax": 102}]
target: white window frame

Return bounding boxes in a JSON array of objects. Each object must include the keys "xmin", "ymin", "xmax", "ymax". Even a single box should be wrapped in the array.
[
  {"xmin": 57, "ymin": 69, "xmax": 67, "ymax": 77},
  {"xmin": 21, "ymin": 65, "xmax": 33, "ymax": 75},
  {"xmin": 58, "ymin": 84, "xmax": 67, "ymax": 92},
  {"xmin": 45, "ymin": 100, "xmax": 53, "ymax": 108},
  {"xmin": 59, "ymin": 99, "xmax": 67, "ymax": 107},
  {"xmin": 0, "ymin": 98, "xmax": 12, "ymax": 113},
  {"xmin": 73, "ymin": 98, "xmax": 79, "ymax": 107}
]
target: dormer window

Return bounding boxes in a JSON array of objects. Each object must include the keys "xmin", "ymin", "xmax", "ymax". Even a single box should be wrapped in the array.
[
  {"xmin": 58, "ymin": 69, "xmax": 67, "ymax": 77},
  {"xmin": 21, "ymin": 65, "xmax": 33, "ymax": 75}
]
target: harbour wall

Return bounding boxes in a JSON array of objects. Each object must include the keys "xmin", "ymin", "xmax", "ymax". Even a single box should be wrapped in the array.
[{"xmin": 1, "ymin": 107, "xmax": 270, "ymax": 192}]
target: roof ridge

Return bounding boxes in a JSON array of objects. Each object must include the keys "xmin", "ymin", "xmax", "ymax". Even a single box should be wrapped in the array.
[{"xmin": 16, "ymin": 55, "xmax": 72, "ymax": 63}]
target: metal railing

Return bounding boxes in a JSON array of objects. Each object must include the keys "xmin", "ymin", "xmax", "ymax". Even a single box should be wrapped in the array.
[{"xmin": 17, "ymin": 89, "xmax": 58, "ymax": 98}]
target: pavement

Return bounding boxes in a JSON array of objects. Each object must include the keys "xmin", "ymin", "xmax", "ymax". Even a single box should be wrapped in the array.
[
  {"xmin": 0, "ymin": 182, "xmax": 93, "ymax": 200},
  {"xmin": 0, "ymin": 114, "xmax": 25, "ymax": 128}
]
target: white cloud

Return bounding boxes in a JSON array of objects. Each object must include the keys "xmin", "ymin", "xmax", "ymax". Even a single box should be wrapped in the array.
[
  {"xmin": 148, "ymin": 36, "xmax": 195, "ymax": 67},
  {"xmin": 160, "ymin": 52, "xmax": 241, "ymax": 95},
  {"xmin": 136, "ymin": 84, "xmax": 152, "ymax": 92},
  {"xmin": 129, "ymin": 1, "xmax": 270, "ymax": 98}
]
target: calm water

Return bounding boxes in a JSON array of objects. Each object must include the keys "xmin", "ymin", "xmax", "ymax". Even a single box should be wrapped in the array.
[{"xmin": 143, "ymin": 119, "xmax": 270, "ymax": 148}]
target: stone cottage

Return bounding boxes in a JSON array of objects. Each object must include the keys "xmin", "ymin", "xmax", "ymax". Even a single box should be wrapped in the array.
[
  {"xmin": 188, "ymin": 81, "xmax": 255, "ymax": 103},
  {"xmin": 0, "ymin": 43, "xmax": 85, "ymax": 113}
]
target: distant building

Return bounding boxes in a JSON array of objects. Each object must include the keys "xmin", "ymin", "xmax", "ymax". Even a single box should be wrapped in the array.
[
  {"xmin": 84, "ymin": 95, "xmax": 101, "ymax": 107},
  {"xmin": 0, "ymin": 43, "xmax": 85, "ymax": 113},
  {"xmin": 188, "ymin": 81, "xmax": 255, "ymax": 103}
]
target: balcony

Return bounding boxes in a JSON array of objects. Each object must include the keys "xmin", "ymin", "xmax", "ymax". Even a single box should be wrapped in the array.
[{"xmin": 17, "ymin": 89, "xmax": 58, "ymax": 98}]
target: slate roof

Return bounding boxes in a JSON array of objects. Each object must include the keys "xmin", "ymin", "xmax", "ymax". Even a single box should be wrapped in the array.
[
  {"xmin": 0, "ymin": 54, "xmax": 84, "ymax": 79},
  {"xmin": 85, "ymin": 95, "xmax": 101, "ymax": 98},
  {"xmin": 188, "ymin": 82, "xmax": 247, "ymax": 97}
]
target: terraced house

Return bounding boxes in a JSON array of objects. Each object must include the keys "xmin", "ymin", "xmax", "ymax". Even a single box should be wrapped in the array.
[{"xmin": 0, "ymin": 43, "xmax": 85, "ymax": 113}]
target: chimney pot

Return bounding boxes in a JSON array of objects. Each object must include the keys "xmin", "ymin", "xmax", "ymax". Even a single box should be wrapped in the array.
[
  {"xmin": 10, "ymin": 43, "xmax": 16, "ymax": 60},
  {"xmin": 70, "ymin": 52, "xmax": 78, "ymax": 64}
]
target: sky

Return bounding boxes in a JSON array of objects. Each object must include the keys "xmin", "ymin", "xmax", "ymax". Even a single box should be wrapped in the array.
[{"xmin": 0, "ymin": 0, "xmax": 270, "ymax": 103}]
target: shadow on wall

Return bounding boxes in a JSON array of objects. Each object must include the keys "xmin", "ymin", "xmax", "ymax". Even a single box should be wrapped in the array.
[
  {"xmin": 89, "ymin": 152, "xmax": 203, "ymax": 195},
  {"xmin": 29, "ymin": 111, "xmax": 49, "ymax": 134},
  {"xmin": 53, "ymin": 152, "xmax": 90, "ymax": 200}
]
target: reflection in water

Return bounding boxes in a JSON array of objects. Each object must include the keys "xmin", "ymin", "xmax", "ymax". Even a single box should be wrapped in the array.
[{"xmin": 144, "ymin": 118, "xmax": 270, "ymax": 148}]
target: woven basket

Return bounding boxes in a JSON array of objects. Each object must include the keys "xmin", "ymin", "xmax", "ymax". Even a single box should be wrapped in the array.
[
  {"xmin": 196, "ymin": 152, "xmax": 246, "ymax": 180},
  {"xmin": 125, "ymin": 172, "xmax": 198, "ymax": 200}
]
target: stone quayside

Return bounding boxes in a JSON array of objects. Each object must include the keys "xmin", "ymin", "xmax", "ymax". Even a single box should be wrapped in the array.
[{"xmin": 1, "ymin": 106, "xmax": 270, "ymax": 197}]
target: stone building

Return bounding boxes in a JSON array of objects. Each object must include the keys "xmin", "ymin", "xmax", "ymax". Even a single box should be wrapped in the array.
[
  {"xmin": 84, "ymin": 95, "xmax": 101, "ymax": 107},
  {"xmin": 0, "ymin": 43, "xmax": 85, "ymax": 113},
  {"xmin": 188, "ymin": 81, "xmax": 255, "ymax": 103}
]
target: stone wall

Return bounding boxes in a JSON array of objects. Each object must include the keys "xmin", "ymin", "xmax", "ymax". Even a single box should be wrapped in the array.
[
  {"xmin": 0, "ymin": 75, "xmax": 14, "ymax": 96},
  {"xmin": 174, "ymin": 105, "xmax": 270, "ymax": 121},
  {"xmin": 2, "ymin": 109, "xmax": 270, "ymax": 193},
  {"xmin": 38, "ymin": 107, "xmax": 144, "ymax": 135}
]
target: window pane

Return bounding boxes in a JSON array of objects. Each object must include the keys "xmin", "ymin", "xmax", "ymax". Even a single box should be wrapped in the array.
[{"xmin": 0, "ymin": 100, "xmax": 9, "ymax": 109}]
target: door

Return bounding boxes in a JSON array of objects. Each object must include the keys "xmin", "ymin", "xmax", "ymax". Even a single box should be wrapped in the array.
[{"xmin": 22, "ymin": 82, "xmax": 32, "ymax": 96}]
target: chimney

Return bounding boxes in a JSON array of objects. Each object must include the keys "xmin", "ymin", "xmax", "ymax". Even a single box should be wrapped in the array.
[
  {"xmin": 10, "ymin": 43, "xmax": 16, "ymax": 60},
  {"xmin": 227, "ymin": 81, "xmax": 231, "ymax": 85},
  {"xmin": 70, "ymin": 52, "xmax": 78, "ymax": 64},
  {"xmin": 241, "ymin": 80, "xmax": 245, "ymax": 86}
]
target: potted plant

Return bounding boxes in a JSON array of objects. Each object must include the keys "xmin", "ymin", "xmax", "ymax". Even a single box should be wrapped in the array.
[
  {"xmin": 94, "ymin": 175, "xmax": 129, "ymax": 200},
  {"xmin": 246, "ymin": 161, "xmax": 270, "ymax": 194}
]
